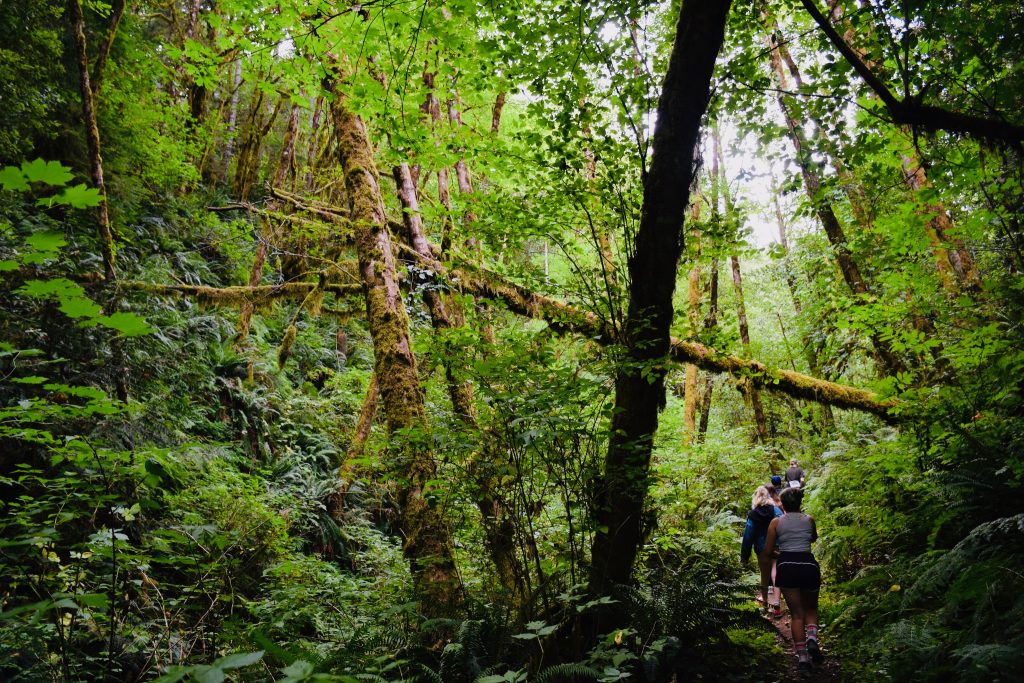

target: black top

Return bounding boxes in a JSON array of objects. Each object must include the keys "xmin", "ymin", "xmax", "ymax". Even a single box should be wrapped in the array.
[{"xmin": 785, "ymin": 466, "xmax": 805, "ymax": 482}]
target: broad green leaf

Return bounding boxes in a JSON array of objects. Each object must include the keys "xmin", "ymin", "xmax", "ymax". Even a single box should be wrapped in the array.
[
  {"xmin": 20, "ymin": 159, "xmax": 73, "ymax": 186},
  {"xmin": 75, "ymin": 593, "xmax": 109, "ymax": 608},
  {"xmin": 18, "ymin": 278, "xmax": 85, "ymax": 299},
  {"xmin": 43, "ymin": 183, "xmax": 102, "ymax": 209},
  {"xmin": 280, "ymin": 660, "xmax": 315, "ymax": 678},
  {"xmin": 0, "ymin": 260, "xmax": 18, "ymax": 271},
  {"xmin": 59, "ymin": 297, "xmax": 103, "ymax": 319},
  {"xmin": 192, "ymin": 666, "xmax": 224, "ymax": 683},
  {"xmin": 92, "ymin": 312, "xmax": 154, "ymax": 337},
  {"xmin": 0, "ymin": 166, "xmax": 28, "ymax": 191},
  {"xmin": 25, "ymin": 232, "xmax": 67, "ymax": 253},
  {"xmin": 11, "ymin": 376, "xmax": 48, "ymax": 384},
  {"xmin": 213, "ymin": 651, "xmax": 264, "ymax": 670},
  {"xmin": 43, "ymin": 383, "xmax": 108, "ymax": 400}
]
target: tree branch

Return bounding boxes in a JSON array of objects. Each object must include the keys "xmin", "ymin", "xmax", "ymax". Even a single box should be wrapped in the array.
[{"xmin": 799, "ymin": 0, "xmax": 1024, "ymax": 146}]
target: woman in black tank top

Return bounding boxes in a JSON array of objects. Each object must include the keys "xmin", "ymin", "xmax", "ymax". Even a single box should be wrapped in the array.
[{"xmin": 765, "ymin": 487, "xmax": 823, "ymax": 671}]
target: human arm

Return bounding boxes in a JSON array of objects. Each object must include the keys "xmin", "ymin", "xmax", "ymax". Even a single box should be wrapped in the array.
[
  {"xmin": 764, "ymin": 517, "xmax": 780, "ymax": 557},
  {"xmin": 809, "ymin": 516, "xmax": 818, "ymax": 543}
]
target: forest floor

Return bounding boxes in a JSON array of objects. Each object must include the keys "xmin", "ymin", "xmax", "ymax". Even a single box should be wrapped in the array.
[{"xmin": 762, "ymin": 598, "xmax": 845, "ymax": 682}]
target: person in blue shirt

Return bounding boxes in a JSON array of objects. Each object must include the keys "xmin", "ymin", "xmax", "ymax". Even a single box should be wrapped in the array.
[{"xmin": 740, "ymin": 485, "xmax": 784, "ymax": 612}]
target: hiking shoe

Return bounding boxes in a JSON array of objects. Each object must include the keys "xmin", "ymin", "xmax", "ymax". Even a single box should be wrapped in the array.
[
  {"xmin": 772, "ymin": 606, "xmax": 783, "ymax": 618},
  {"xmin": 798, "ymin": 659, "xmax": 812, "ymax": 675},
  {"xmin": 807, "ymin": 637, "xmax": 824, "ymax": 663}
]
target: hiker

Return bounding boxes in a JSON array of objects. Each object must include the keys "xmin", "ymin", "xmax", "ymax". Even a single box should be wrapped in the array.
[
  {"xmin": 740, "ymin": 486, "xmax": 783, "ymax": 614},
  {"xmin": 765, "ymin": 487, "xmax": 823, "ymax": 672},
  {"xmin": 785, "ymin": 459, "xmax": 805, "ymax": 488}
]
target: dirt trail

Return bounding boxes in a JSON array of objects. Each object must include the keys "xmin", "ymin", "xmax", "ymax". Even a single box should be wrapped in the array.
[{"xmin": 763, "ymin": 598, "xmax": 844, "ymax": 682}]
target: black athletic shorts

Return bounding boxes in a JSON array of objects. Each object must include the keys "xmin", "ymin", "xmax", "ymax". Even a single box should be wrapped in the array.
[{"xmin": 775, "ymin": 551, "xmax": 821, "ymax": 591}]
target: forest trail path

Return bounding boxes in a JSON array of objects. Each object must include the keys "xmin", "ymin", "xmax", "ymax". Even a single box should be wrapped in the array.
[{"xmin": 764, "ymin": 601, "xmax": 845, "ymax": 682}]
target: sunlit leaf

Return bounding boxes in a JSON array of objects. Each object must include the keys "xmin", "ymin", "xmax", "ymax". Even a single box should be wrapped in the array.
[{"xmin": 20, "ymin": 159, "xmax": 73, "ymax": 186}]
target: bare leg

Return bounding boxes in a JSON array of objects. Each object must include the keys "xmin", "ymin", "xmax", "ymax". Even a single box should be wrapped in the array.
[
  {"xmin": 757, "ymin": 552, "xmax": 773, "ymax": 608},
  {"xmin": 804, "ymin": 588, "xmax": 819, "ymax": 629},
  {"xmin": 782, "ymin": 587, "xmax": 805, "ymax": 643}
]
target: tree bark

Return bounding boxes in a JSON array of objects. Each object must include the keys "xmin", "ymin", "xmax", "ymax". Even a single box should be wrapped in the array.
[
  {"xmin": 697, "ymin": 259, "xmax": 718, "ymax": 441},
  {"xmin": 589, "ymin": 0, "xmax": 733, "ymax": 597},
  {"xmin": 328, "ymin": 83, "xmax": 463, "ymax": 614},
  {"xmin": 392, "ymin": 161, "xmax": 526, "ymax": 604},
  {"xmin": 222, "ymin": 60, "xmax": 243, "ymax": 180},
  {"xmin": 901, "ymin": 156, "xmax": 982, "ymax": 290},
  {"xmin": 491, "ymin": 92, "xmax": 507, "ymax": 134},
  {"xmin": 770, "ymin": 176, "xmax": 835, "ymax": 428},
  {"xmin": 68, "ymin": 0, "xmax": 116, "ymax": 281},
  {"xmin": 730, "ymin": 254, "xmax": 770, "ymax": 443},
  {"xmin": 233, "ymin": 91, "xmax": 283, "ymax": 201}
]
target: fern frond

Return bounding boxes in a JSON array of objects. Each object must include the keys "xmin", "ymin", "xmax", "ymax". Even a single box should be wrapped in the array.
[{"xmin": 533, "ymin": 662, "xmax": 602, "ymax": 683}]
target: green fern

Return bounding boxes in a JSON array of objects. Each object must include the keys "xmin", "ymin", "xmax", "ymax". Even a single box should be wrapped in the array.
[{"xmin": 533, "ymin": 662, "xmax": 602, "ymax": 683}]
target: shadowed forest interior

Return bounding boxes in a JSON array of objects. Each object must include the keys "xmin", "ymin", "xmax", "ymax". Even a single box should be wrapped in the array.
[{"xmin": 1, "ymin": 0, "xmax": 1023, "ymax": 680}]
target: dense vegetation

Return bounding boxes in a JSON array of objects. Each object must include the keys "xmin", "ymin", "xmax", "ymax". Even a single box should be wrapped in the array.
[{"xmin": 1, "ymin": 0, "xmax": 1022, "ymax": 680}]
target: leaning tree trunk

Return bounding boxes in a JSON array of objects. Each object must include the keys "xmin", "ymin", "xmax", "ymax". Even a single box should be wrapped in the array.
[
  {"xmin": 767, "ymin": 33, "xmax": 906, "ymax": 376},
  {"xmin": 328, "ymin": 83, "xmax": 463, "ymax": 614},
  {"xmin": 392, "ymin": 160, "xmax": 526, "ymax": 606},
  {"xmin": 589, "ymin": 0, "xmax": 733, "ymax": 597}
]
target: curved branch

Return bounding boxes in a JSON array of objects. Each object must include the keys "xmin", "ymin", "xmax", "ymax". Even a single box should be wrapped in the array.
[{"xmin": 799, "ymin": 0, "xmax": 1024, "ymax": 146}]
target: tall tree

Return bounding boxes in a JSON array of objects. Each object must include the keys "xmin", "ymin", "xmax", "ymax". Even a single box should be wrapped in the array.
[
  {"xmin": 589, "ymin": 0, "xmax": 733, "ymax": 596},
  {"xmin": 68, "ymin": 0, "xmax": 116, "ymax": 280},
  {"xmin": 328, "ymin": 78, "xmax": 463, "ymax": 614}
]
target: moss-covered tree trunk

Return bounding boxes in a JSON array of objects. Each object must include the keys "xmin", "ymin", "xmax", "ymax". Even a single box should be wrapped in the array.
[
  {"xmin": 392, "ymin": 161, "xmax": 526, "ymax": 605},
  {"xmin": 68, "ymin": 0, "xmax": 116, "ymax": 281},
  {"xmin": 328, "ymin": 88, "xmax": 463, "ymax": 614},
  {"xmin": 902, "ymin": 156, "xmax": 982, "ymax": 291},
  {"xmin": 589, "ymin": 0, "xmax": 733, "ymax": 597}
]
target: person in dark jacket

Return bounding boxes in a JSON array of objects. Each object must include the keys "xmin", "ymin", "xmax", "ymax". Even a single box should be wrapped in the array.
[{"xmin": 740, "ymin": 485, "xmax": 784, "ymax": 611}]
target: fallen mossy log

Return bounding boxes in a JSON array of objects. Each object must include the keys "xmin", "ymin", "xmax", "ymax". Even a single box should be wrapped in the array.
[
  {"xmin": 118, "ymin": 280, "xmax": 362, "ymax": 307},
  {"xmin": 116, "ymin": 260, "xmax": 897, "ymax": 416},
  {"xmin": 444, "ymin": 263, "xmax": 899, "ymax": 418}
]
